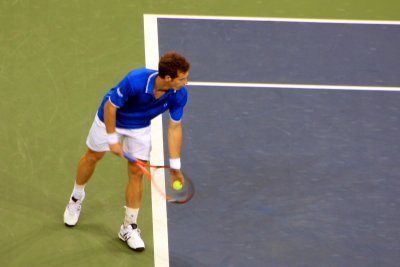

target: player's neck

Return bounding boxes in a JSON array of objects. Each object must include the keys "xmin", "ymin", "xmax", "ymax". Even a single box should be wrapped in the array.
[
  {"xmin": 154, "ymin": 76, "xmax": 170, "ymax": 100},
  {"xmin": 154, "ymin": 76, "xmax": 170, "ymax": 92}
]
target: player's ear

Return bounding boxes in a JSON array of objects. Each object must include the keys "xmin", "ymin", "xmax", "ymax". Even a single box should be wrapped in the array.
[{"xmin": 164, "ymin": 75, "xmax": 172, "ymax": 82}]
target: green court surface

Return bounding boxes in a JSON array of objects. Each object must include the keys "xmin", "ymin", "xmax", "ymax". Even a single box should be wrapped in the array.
[{"xmin": 1, "ymin": 1, "xmax": 399, "ymax": 267}]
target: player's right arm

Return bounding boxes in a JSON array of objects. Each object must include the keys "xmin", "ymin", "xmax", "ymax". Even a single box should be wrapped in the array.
[
  {"xmin": 104, "ymin": 74, "xmax": 135, "ymax": 157},
  {"xmin": 104, "ymin": 99, "xmax": 124, "ymax": 157}
]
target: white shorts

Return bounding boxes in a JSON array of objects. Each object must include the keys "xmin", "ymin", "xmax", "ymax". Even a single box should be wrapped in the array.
[{"xmin": 86, "ymin": 115, "xmax": 152, "ymax": 161}]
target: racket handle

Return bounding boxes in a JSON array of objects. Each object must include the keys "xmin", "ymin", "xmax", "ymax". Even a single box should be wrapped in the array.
[{"xmin": 124, "ymin": 152, "xmax": 137, "ymax": 163}]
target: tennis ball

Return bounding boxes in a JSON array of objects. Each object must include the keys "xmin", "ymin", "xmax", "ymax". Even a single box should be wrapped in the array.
[{"xmin": 172, "ymin": 180, "xmax": 183, "ymax": 191}]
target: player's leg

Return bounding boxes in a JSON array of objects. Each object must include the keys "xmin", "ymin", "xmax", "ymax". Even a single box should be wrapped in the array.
[
  {"xmin": 118, "ymin": 162, "xmax": 146, "ymax": 251},
  {"xmin": 64, "ymin": 115, "xmax": 110, "ymax": 226},
  {"xmin": 118, "ymin": 126, "xmax": 151, "ymax": 251},
  {"xmin": 125, "ymin": 161, "xmax": 145, "ymax": 211},
  {"xmin": 75, "ymin": 149, "xmax": 106, "ymax": 186},
  {"xmin": 64, "ymin": 149, "xmax": 105, "ymax": 226}
]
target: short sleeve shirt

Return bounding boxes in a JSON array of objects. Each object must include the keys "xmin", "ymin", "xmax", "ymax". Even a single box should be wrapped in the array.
[{"xmin": 97, "ymin": 68, "xmax": 188, "ymax": 129}]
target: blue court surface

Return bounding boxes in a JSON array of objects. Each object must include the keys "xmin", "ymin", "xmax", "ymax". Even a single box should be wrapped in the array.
[{"xmin": 153, "ymin": 16, "xmax": 400, "ymax": 267}]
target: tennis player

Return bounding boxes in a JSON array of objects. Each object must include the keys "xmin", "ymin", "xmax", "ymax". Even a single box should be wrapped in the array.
[{"xmin": 63, "ymin": 52, "xmax": 190, "ymax": 251}]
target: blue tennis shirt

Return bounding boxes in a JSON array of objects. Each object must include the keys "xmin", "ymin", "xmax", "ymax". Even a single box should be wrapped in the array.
[{"xmin": 97, "ymin": 68, "xmax": 188, "ymax": 129}]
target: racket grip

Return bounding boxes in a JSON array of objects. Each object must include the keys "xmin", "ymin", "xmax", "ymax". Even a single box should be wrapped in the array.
[{"xmin": 124, "ymin": 152, "xmax": 137, "ymax": 163}]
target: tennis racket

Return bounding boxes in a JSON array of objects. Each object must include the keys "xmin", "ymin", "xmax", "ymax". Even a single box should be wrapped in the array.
[{"xmin": 124, "ymin": 152, "xmax": 195, "ymax": 204}]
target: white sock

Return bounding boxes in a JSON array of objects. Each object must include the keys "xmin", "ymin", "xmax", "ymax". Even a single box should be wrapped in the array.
[
  {"xmin": 124, "ymin": 206, "xmax": 139, "ymax": 226},
  {"xmin": 72, "ymin": 182, "xmax": 85, "ymax": 201}
]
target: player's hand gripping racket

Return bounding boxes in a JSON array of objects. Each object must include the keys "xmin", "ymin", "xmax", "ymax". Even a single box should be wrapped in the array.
[{"xmin": 124, "ymin": 152, "xmax": 195, "ymax": 204}]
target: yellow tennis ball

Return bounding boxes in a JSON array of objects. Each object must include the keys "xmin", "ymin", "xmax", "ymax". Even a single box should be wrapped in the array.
[{"xmin": 172, "ymin": 180, "xmax": 183, "ymax": 191}]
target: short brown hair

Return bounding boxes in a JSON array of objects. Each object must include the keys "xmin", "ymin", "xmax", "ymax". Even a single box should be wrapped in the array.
[{"xmin": 158, "ymin": 52, "xmax": 190, "ymax": 79}]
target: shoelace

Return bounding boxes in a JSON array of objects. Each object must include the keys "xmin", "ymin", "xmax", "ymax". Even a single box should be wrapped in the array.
[
  {"xmin": 67, "ymin": 201, "xmax": 81, "ymax": 214},
  {"xmin": 125, "ymin": 226, "xmax": 141, "ymax": 239}
]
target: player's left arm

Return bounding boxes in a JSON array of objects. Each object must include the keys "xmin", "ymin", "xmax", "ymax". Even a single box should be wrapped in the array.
[
  {"xmin": 168, "ymin": 119, "xmax": 182, "ymax": 162},
  {"xmin": 168, "ymin": 87, "xmax": 187, "ymax": 179},
  {"xmin": 168, "ymin": 120, "xmax": 185, "ymax": 182}
]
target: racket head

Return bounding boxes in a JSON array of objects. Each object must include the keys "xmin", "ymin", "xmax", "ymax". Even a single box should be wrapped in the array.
[
  {"xmin": 165, "ymin": 172, "xmax": 195, "ymax": 204},
  {"xmin": 124, "ymin": 152, "xmax": 194, "ymax": 204}
]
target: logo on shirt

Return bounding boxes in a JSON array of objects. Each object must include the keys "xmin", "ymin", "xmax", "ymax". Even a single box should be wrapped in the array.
[{"xmin": 117, "ymin": 87, "xmax": 123, "ymax": 97}]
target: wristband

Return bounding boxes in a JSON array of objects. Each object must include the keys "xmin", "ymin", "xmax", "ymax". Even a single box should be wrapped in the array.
[
  {"xmin": 169, "ymin": 158, "xmax": 181, "ymax": 170},
  {"xmin": 107, "ymin": 133, "xmax": 119, "ymax": 144}
]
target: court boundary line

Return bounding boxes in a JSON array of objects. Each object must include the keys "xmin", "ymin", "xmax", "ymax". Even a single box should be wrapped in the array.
[
  {"xmin": 148, "ymin": 14, "xmax": 400, "ymax": 25},
  {"xmin": 144, "ymin": 15, "xmax": 170, "ymax": 267},
  {"xmin": 189, "ymin": 81, "xmax": 400, "ymax": 91}
]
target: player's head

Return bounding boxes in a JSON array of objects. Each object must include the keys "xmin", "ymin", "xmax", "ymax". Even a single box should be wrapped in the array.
[{"xmin": 158, "ymin": 52, "xmax": 191, "ymax": 79}]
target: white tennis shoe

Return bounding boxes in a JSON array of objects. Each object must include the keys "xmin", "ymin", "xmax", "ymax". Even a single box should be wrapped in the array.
[
  {"xmin": 63, "ymin": 195, "xmax": 85, "ymax": 227},
  {"xmin": 118, "ymin": 224, "xmax": 145, "ymax": 251}
]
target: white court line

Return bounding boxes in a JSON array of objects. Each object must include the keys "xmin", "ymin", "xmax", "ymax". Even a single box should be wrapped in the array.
[
  {"xmin": 144, "ymin": 15, "xmax": 170, "ymax": 267},
  {"xmin": 189, "ymin": 81, "xmax": 400, "ymax": 91},
  {"xmin": 148, "ymin": 14, "xmax": 400, "ymax": 25}
]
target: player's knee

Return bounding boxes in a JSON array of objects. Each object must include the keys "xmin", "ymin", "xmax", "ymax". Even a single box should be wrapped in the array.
[
  {"xmin": 127, "ymin": 162, "xmax": 143, "ymax": 176},
  {"xmin": 84, "ymin": 150, "xmax": 105, "ymax": 164}
]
